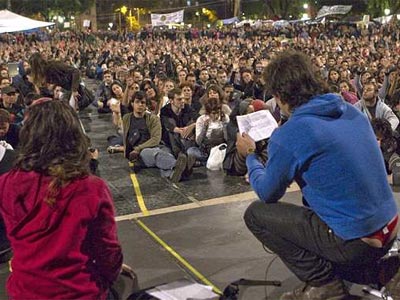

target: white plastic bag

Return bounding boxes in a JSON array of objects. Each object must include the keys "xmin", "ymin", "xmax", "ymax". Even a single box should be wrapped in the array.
[{"xmin": 206, "ymin": 143, "xmax": 227, "ymax": 171}]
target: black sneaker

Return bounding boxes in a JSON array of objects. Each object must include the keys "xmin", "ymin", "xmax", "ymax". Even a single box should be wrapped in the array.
[
  {"xmin": 131, "ymin": 160, "xmax": 144, "ymax": 173},
  {"xmin": 170, "ymin": 153, "xmax": 187, "ymax": 183},
  {"xmin": 280, "ymin": 279, "xmax": 349, "ymax": 300}
]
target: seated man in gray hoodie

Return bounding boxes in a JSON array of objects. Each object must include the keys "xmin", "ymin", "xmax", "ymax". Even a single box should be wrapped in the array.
[{"xmin": 354, "ymin": 79, "xmax": 399, "ymax": 131}]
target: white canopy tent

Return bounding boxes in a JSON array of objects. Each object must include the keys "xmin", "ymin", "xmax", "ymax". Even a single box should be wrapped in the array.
[{"xmin": 0, "ymin": 9, "xmax": 54, "ymax": 34}]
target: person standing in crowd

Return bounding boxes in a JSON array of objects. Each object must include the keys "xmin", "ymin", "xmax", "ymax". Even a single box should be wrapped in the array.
[
  {"xmin": 0, "ymin": 100, "xmax": 123, "ymax": 299},
  {"xmin": 237, "ymin": 51, "xmax": 400, "ymax": 300},
  {"xmin": 29, "ymin": 52, "xmax": 80, "ymax": 95},
  {"xmin": 28, "ymin": 52, "xmax": 88, "ymax": 110}
]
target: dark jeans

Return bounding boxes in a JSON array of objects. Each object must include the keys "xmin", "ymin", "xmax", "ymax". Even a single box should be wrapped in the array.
[{"xmin": 244, "ymin": 201, "xmax": 393, "ymax": 286}]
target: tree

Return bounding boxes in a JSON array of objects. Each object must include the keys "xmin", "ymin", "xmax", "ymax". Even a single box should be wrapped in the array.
[
  {"xmin": 368, "ymin": 0, "xmax": 400, "ymax": 17},
  {"xmin": 263, "ymin": 0, "xmax": 302, "ymax": 19},
  {"xmin": 9, "ymin": 0, "xmax": 95, "ymax": 20}
]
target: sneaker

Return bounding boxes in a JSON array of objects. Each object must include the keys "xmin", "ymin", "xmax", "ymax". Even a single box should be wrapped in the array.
[
  {"xmin": 131, "ymin": 160, "xmax": 144, "ymax": 174},
  {"xmin": 170, "ymin": 153, "xmax": 187, "ymax": 183},
  {"xmin": 280, "ymin": 279, "xmax": 349, "ymax": 300},
  {"xmin": 107, "ymin": 145, "xmax": 123, "ymax": 154}
]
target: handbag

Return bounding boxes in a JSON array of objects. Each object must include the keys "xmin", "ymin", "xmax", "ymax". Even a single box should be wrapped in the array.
[{"xmin": 206, "ymin": 143, "xmax": 227, "ymax": 171}]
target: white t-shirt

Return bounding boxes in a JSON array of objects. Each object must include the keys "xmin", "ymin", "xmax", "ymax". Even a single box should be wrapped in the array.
[{"xmin": 195, "ymin": 114, "xmax": 229, "ymax": 144}]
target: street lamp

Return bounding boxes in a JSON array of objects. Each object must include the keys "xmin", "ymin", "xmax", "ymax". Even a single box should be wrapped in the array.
[
  {"xmin": 121, "ymin": 6, "xmax": 128, "ymax": 15},
  {"xmin": 303, "ymin": 3, "xmax": 309, "ymax": 10},
  {"xmin": 384, "ymin": 9, "xmax": 391, "ymax": 16}
]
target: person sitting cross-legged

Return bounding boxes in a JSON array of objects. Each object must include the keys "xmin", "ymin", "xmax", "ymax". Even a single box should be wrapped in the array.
[
  {"xmin": 160, "ymin": 88, "xmax": 197, "ymax": 176},
  {"xmin": 122, "ymin": 91, "xmax": 189, "ymax": 183}
]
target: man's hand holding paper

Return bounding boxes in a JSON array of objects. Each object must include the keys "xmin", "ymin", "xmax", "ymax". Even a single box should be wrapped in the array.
[{"xmin": 236, "ymin": 110, "xmax": 278, "ymax": 142}]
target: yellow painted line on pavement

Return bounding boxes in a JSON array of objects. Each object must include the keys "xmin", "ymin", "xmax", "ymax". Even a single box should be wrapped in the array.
[
  {"xmin": 134, "ymin": 218, "xmax": 223, "ymax": 295},
  {"xmin": 128, "ymin": 162, "xmax": 149, "ymax": 216},
  {"xmin": 116, "ymin": 183, "xmax": 303, "ymax": 222}
]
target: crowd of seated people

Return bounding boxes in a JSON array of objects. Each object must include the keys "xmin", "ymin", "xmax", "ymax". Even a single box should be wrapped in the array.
[
  {"xmin": 0, "ymin": 20, "xmax": 400, "ymax": 185},
  {"xmin": 0, "ymin": 16, "xmax": 400, "ymax": 300}
]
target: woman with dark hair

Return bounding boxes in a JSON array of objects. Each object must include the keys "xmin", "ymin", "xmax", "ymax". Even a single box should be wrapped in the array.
[
  {"xmin": 108, "ymin": 81, "xmax": 127, "ymax": 132},
  {"xmin": 141, "ymin": 80, "xmax": 162, "ymax": 115},
  {"xmin": 187, "ymin": 97, "xmax": 229, "ymax": 164},
  {"xmin": 339, "ymin": 79, "xmax": 358, "ymax": 104},
  {"xmin": 29, "ymin": 52, "xmax": 80, "ymax": 95},
  {"xmin": 371, "ymin": 118, "xmax": 400, "ymax": 174},
  {"xmin": 0, "ymin": 100, "xmax": 123, "ymax": 299},
  {"xmin": 199, "ymin": 84, "xmax": 231, "ymax": 116}
]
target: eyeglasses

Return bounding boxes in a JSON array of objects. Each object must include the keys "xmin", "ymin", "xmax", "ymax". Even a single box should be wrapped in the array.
[
  {"xmin": 144, "ymin": 87, "xmax": 153, "ymax": 92},
  {"xmin": 6, "ymin": 92, "xmax": 16, "ymax": 96}
]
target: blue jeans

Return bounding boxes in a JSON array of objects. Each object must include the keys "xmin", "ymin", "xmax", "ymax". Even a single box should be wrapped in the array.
[
  {"xmin": 244, "ymin": 201, "xmax": 393, "ymax": 286},
  {"xmin": 140, "ymin": 146, "xmax": 176, "ymax": 177},
  {"xmin": 187, "ymin": 146, "xmax": 208, "ymax": 164}
]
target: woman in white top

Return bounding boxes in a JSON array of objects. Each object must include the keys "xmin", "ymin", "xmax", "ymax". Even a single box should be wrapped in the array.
[{"xmin": 187, "ymin": 97, "xmax": 229, "ymax": 164}]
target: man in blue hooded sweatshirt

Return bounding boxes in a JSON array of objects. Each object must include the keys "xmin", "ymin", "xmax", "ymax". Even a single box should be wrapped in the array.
[{"xmin": 237, "ymin": 51, "xmax": 400, "ymax": 300}]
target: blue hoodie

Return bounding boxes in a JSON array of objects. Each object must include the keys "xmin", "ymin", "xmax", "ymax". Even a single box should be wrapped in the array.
[{"xmin": 246, "ymin": 93, "xmax": 397, "ymax": 240}]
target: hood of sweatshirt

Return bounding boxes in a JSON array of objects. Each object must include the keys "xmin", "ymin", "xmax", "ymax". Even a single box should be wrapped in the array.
[{"xmin": 292, "ymin": 93, "xmax": 346, "ymax": 120}]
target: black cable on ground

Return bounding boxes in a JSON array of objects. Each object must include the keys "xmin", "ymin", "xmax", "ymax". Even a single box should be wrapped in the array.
[{"xmin": 264, "ymin": 254, "xmax": 279, "ymax": 300}]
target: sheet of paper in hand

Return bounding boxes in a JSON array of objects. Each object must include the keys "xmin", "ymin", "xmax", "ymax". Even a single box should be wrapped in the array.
[{"xmin": 237, "ymin": 110, "xmax": 278, "ymax": 142}]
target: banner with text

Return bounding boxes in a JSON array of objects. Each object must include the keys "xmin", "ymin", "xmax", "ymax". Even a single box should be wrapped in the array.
[
  {"xmin": 151, "ymin": 10, "xmax": 184, "ymax": 26},
  {"xmin": 316, "ymin": 5, "xmax": 352, "ymax": 19}
]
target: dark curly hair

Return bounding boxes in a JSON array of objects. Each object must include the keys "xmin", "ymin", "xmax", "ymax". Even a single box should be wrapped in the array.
[
  {"xmin": 371, "ymin": 118, "xmax": 397, "ymax": 155},
  {"xmin": 15, "ymin": 100, "xmax": 90, "ymax": 205},
  {"xmin": 263, "ymin": 50, "xmax": 328, "ymax": 111}
]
